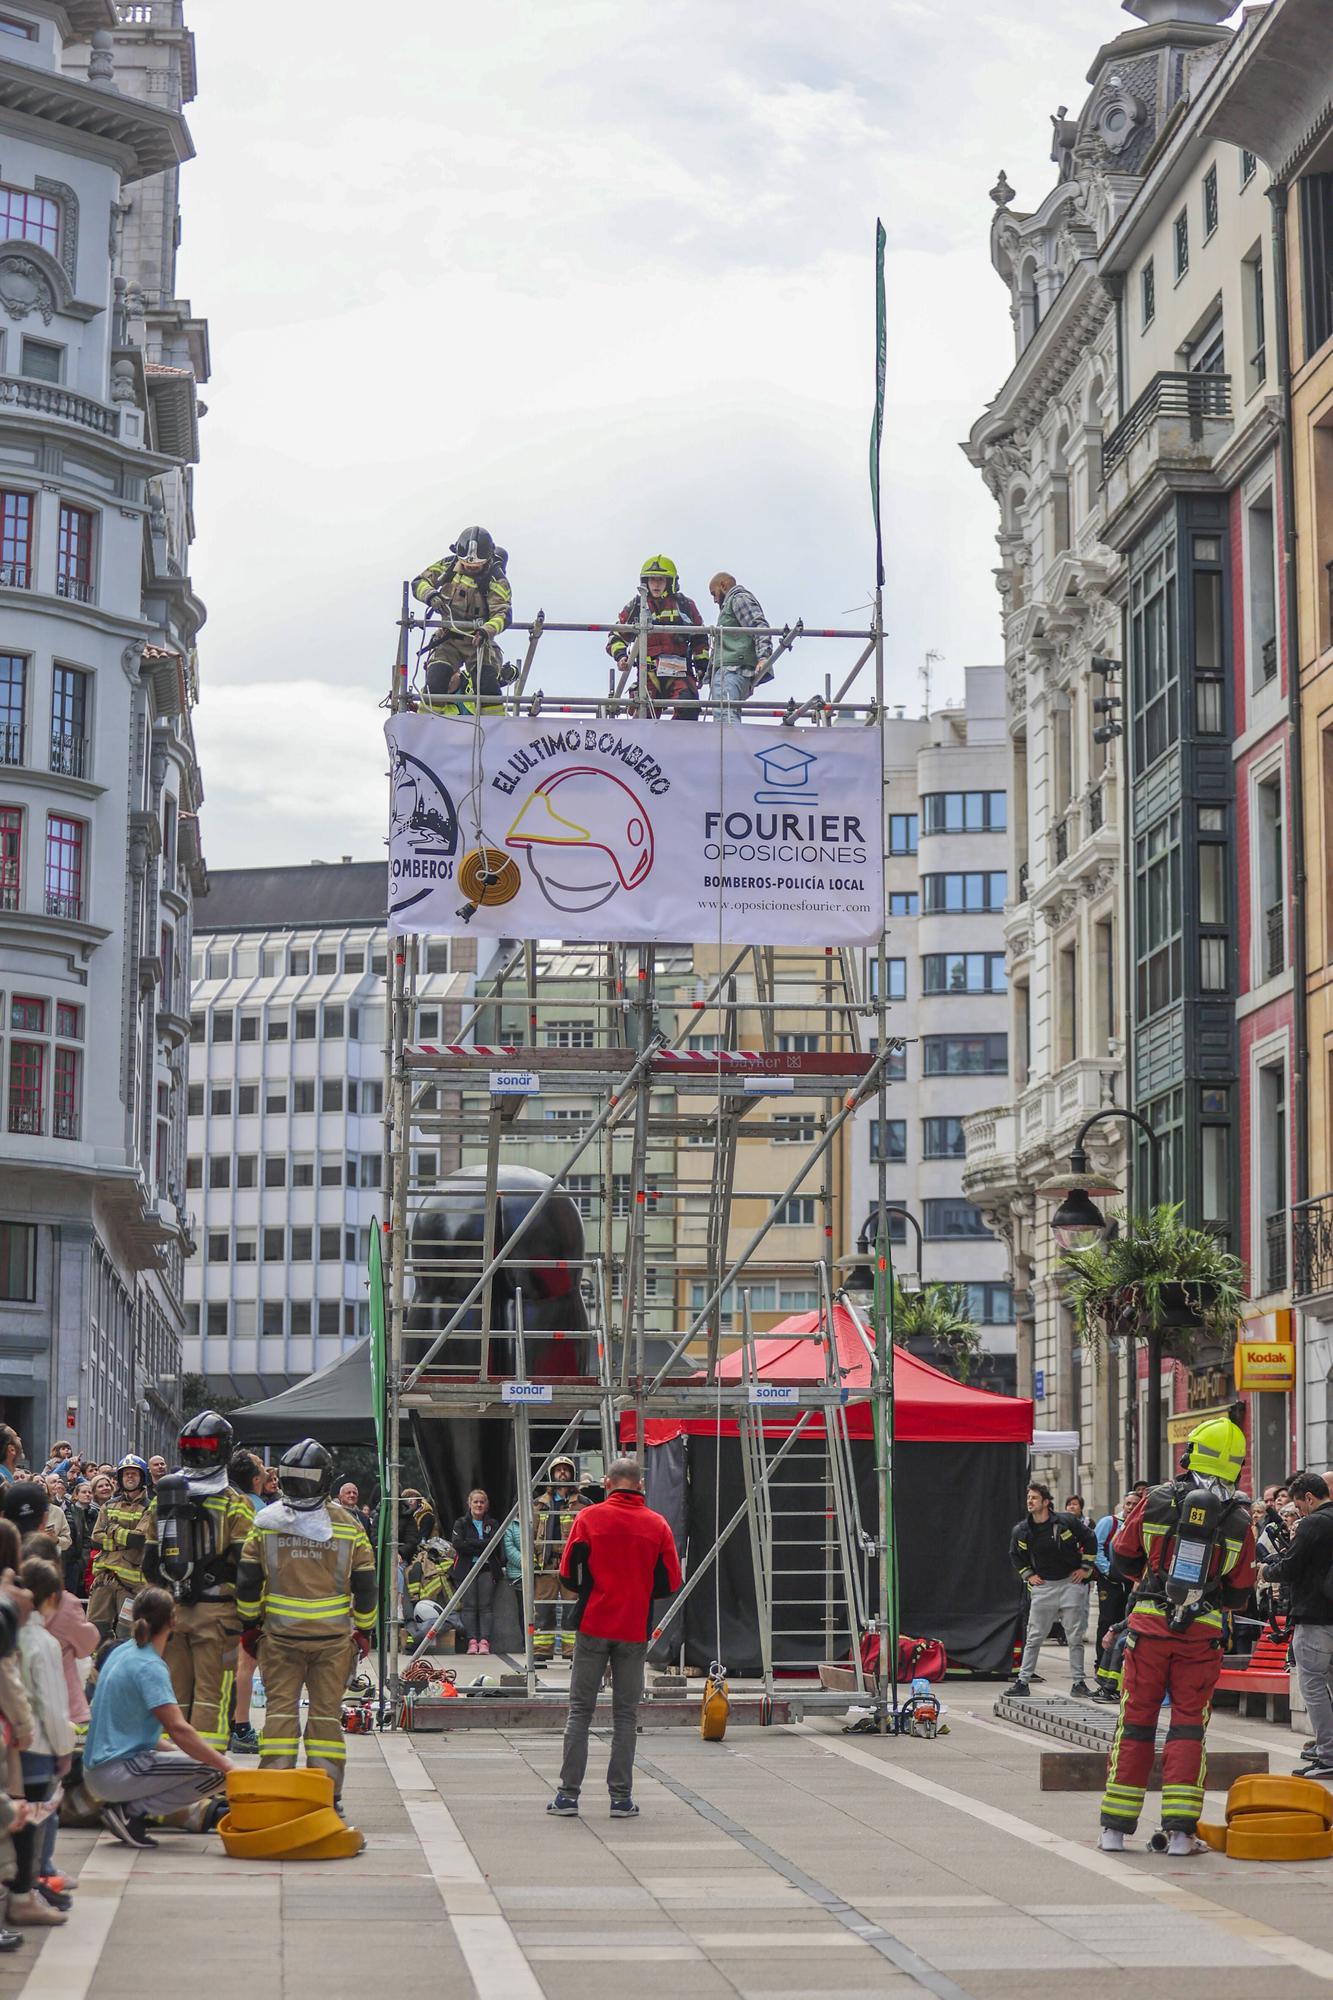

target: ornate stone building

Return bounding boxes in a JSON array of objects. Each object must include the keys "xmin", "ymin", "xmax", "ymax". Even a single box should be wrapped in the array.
[
  {"xmin": 0, "ymin": 2, "xmax": 207, "ymax": 1458},
  {"xmin": 963, "ymin": 1, "xmax": 1246, "ymax": 1507}
]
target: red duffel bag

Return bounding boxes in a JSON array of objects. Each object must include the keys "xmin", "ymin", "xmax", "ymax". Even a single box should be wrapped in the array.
[{"xmin": 857, "ymin": 1631, "xmax": 948, "ymax": 1683}]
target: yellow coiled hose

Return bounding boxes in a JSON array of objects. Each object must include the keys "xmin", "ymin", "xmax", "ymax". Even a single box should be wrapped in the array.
[
  {"xmin": 1196, "ymin": 1773, "xmax": 1333, "ymax": 1861},
  {"xmin": 217, "ymin": 1768, "xmax": 364, "ymax": 1860}
]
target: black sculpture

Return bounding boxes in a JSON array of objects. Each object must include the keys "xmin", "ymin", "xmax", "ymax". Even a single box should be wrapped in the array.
[{"xmin": 407, "ymin": 1165, "xmax": 593, "ymax": 1531}]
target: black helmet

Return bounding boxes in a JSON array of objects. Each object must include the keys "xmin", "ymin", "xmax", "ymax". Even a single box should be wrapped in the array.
[
  {"xmin": 179, "ymin": 1410, "xmax": 233, "ymax": 1477},
  {"xmin": 278, "ymin": 1438, "xmax": 334, "ymax": 1512},
  {"xmin": 451, "ymin": 526, "xmax": 494, "ymax": 565}
]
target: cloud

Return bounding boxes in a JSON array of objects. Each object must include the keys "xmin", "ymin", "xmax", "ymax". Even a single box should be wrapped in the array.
[{"xmin": 177, "ymin": 0, "xmax": 1242, "ymax": 866}]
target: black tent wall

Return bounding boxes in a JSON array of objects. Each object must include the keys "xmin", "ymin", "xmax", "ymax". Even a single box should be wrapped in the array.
[{"xmin": 678, "ymin": 1435, "xmax": 1026, "ymax": 1676}]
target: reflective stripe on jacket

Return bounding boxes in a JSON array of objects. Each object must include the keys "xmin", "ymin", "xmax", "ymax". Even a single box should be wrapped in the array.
[
  {"xmin": 90, "ymin": 1496, "xmax": 152, "ymax": 1587},
  {"xmin": 236, "ymin": 1503, "xmax": 376, "ymax": 1639}
]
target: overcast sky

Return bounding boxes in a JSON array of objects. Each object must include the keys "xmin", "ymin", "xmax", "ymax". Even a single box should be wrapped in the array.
[{"xmin": 177, "ymin": 0, "xmax": 1242, "ymax": 871}]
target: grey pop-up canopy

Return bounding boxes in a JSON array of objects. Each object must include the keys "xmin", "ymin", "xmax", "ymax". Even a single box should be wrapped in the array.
[{"xmin": 230, "ymin": 1339, "xmax": 376, "ymax": 1446}]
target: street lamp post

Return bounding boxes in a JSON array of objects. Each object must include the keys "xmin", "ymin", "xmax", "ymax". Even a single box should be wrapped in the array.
[{"xmin": 1043, "ymin": 1109, "xmax": 1166, "ymax": 1484}]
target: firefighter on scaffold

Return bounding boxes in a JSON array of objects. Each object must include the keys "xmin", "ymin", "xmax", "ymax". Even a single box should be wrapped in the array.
[
  {"xmin": 1099, "ymin": 1412, "xmax": 1256, "ymax": 1855},
  {"xmin": 606, "ymin": 555, "xmax": 708, "ymax": 719},
  {"xmin": 143, "ymin": 1412, "xmax": 256, "ymax": 1760},
  {"xmin": 533, "ymin": 1457, "xmax": 579, "ymax": 1662},
  {"xmin": 412, "ymin": 525, "xmax": 513, "ymax": 716}
]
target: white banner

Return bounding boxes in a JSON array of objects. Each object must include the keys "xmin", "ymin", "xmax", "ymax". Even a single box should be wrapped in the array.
[{"xmin": 386, "ymin": 712, "xmax": 883, "ymax": 947}]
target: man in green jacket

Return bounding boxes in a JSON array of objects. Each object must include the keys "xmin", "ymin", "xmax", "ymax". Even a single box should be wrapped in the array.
[{"xmin": 707, "ymin": 572, "xmax": 774, "ymax": 722}]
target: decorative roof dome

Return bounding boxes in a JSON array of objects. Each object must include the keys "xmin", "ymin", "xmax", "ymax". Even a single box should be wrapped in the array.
[{"xmin": 1121, "ymin": 1, "xmax": 1235, "ymax": 25}]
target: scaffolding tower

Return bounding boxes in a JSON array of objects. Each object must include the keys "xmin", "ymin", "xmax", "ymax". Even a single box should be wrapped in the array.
[{"xmin": 379, "ymin": 582, "xmax": 904, "ymax": 1723}]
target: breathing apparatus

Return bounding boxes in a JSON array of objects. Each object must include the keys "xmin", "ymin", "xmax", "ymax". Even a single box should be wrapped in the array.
[
  {"xmin": 1162, "ymin": 1413, "xmax": 1247, "ymax": 1631},
  {"xmin": 155, "ymin": 1409, "xmax": 235, "ymax": 1601}
]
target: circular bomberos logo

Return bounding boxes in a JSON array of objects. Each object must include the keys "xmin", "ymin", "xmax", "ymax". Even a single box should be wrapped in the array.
[{"xmin": 459, "ymin": 846, "xmax": 522, "ymax": 907}]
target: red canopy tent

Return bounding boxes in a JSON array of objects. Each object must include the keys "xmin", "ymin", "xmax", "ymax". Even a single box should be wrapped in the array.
[{"xmin": 627, "ymin": 1306, "xmax": 1033, "ymax": 1445}]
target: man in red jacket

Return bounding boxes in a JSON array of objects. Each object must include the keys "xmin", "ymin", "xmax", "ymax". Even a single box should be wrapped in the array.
[{"xmin": 547, "ymin": 1457, "xmax": 682, "ymax": 1819}]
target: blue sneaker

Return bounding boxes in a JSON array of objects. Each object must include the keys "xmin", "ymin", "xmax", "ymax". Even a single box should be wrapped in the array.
[
  {"xmin": 546, "ymin": 1790, "xmax": 579, "ymax": 1817},
  {"xmin": 609, "ymin": 1797, "xmax": 640, "ymax": 1818}
]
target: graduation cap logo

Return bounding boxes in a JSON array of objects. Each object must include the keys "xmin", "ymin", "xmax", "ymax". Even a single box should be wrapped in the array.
[{"xmin": 752, "ymin": 743, "xmax": 818, "ymax": 805}]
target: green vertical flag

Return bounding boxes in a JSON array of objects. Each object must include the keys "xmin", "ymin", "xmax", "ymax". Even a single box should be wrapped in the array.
[{"xmin": 869, "ymin": 217, "xmax": 887, "ymax": 591}]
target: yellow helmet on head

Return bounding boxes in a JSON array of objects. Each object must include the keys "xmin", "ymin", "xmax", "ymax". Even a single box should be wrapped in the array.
[
  {"xmin": 1184, "ymin": 1414, "xmax": 1246, "ymax": 1488},
  {"xmin": 640, "ymin": 554, "xmax": 678, "ymax": 585}
]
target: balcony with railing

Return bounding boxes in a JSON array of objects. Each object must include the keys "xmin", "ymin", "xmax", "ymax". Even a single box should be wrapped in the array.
[
  {"xmin": 1293, "ymin": 1194, "xmax": 1333, "ymax": 1300},
  {"xmin": 8, "ymin": 1102, "xmax": 42, "ymax": 1137},
  {"xmin": 0, "ymin": 376, "xmax": 120, "ymax": 440},
  {"xmin": 1264, "ymin": 1212, "xmax": 1289, "ymax": 1295},
  {"xmin": 1102, "ymin": 370, "xmax": 1233, "ymax": 487},
  {"xmin": 52, "ymin": 1108, "xmax": 80, "ymax": 1142},
  {"xmin": 1017, "ymin": 861, "xmax": 1029, "ymax": 901},
  {"xmin": 1266, "ymin": 902, "xmax": 1285, "ymax": 981},
  {"xmin": 54, "ymin": 574, "xmax": 93, "ymax": 606},
  {"xmin": 0, "ymin": 724, "xmax": 22, "ymax": 769},
  {"xmin": 44, "ymin": 890, "xmax": 83, "ymax": 921},
  {"xmin": 49, "ymin": 733, "xmax": 88, "ymax": 780},
  {"xmin": 1262, "ymin": 634, "xmax": 1278, "ymax": 684},
  {"xmin": 1087, "ymin": 781, "xmax": 1104, "ymax": 833},
  {"xmin": 0, "ymin": 561, "xmax": 28, "ymax": 590},
  {"xmin": 1052, "ymin": 813, "xmax": 1071, "ymax": 865}
]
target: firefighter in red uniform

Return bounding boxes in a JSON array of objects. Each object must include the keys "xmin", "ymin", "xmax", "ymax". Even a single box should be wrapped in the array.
[
  {"xmin": 606, "ymin": 556, "xmax": 708, "ymax": 718},
  {"xmin": 1099, "ymin": 1413, "xmax": 1256, "ymax": 1855}
]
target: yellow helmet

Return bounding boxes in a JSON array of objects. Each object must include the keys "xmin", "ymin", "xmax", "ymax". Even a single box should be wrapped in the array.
[
  {"xmin": 1184, "ymin": 1414, "xmax": 1246, "ymax": 1487},
  {"xmin": 640, "ymin": 554, "xmax": 678, "ymax": 585}
]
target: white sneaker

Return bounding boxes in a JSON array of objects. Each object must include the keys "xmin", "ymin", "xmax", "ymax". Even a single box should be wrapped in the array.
[
  {"xmin": 1098, "ymin": 1828, "xmax": 1125, "ymax": 1851},
  {"xmin": 1166, "ymin": 1831, "xmax": 1206, "ymax": 1857}
]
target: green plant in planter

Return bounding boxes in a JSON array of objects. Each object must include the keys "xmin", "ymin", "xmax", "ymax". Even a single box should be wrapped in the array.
[
  {"xmin": 893, "ymin": 1282, "xmax": 983, "ymax": 1383},
  {"xmin": 1057, "ymin": 1203, "xmax": 1246, "ymax": 1356}
]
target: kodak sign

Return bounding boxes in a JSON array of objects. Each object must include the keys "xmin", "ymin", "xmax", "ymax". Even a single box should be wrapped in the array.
[{"xmin": 1234, "ymin": 1311, "xmax": 1296, "ymax": 1392}]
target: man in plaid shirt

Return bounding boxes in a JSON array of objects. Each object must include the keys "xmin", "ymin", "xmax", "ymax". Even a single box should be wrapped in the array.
[{"xmin": 708, "ymin": 573, "xmax": 774, "ymax": 721}]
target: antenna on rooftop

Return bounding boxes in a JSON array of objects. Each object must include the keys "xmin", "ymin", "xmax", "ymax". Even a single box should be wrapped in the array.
[{"xmin": 921, "ymin": 648, "xmax": 943, "ymax": 716}]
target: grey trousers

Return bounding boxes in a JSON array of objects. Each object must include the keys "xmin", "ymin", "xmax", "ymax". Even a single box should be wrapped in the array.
[
  {"xmin": 559, "ymin": 1633, "xmax": 646, "ymax": 1799},
  {"xmin": 1019, "ymin": 1577, "xmax": 1089, "ymax": 1681},
  {"xmin": 86, "ymin": 1750, "xmax": 225, "ymax": 1817},
  {"xmin": 1292, "ymin": 1624, "xmax": 1333, "ymax": 1764}
]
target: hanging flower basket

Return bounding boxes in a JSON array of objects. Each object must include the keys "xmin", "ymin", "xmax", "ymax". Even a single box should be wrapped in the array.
[{"xmin": 1058, "ymin": 1206, "xmax": 1244, "ymax": 1356}]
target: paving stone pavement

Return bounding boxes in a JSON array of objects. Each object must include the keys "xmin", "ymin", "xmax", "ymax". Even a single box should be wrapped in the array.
[{"xmin": 9, "ymin": 1683, "xmax": 1333, "ymax": 1998}]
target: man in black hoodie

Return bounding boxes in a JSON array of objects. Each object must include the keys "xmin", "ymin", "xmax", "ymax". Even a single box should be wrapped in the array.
[
  {"xmin": 1007, "ymin": 1481, "xmax": 1097, "ymax": 1696},
  {"xmin": 1261, "ymin": 1470, "xmax": 1333, "ymax": 1777}
]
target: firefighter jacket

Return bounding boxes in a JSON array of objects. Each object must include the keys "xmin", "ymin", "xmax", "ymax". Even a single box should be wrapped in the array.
[
  {"xmin": 405, "ymin": 1543, "xmax": 455, "ymax": 1606},
  {"xmin": 534, "ymin": 1493, "xmax": 577, "ymax": 1574},
  {"xmin": 236, "ymin": 1501, "xmax": 376, "ymax": 1642},
  {"xmin": 413, "ymin": 556, "xmax": 512, "ymax": 642},
  {"xmin": 1112, "ymin": 1479, "xmax": 1256, "ymax": 1639},
  {"xmin": 144, "ymin": 1482, "xmax": 254, "ymax": 1606},
  {"xmin": 89, "ymin": 1494, "xmax": 152, "ymax": 1590},
  {"xmin": 606, "ymin": 592, "xmax": 708, "ymax": 677},
  {"xmin": 1008, "ymin": 1509, "xmax": 1096, "ymax": 1586}
]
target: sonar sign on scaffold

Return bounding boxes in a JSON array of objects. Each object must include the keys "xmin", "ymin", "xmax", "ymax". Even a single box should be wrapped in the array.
[{"xmin": 385, "ymin": 712, "xmax": 884, "ymax": 948}]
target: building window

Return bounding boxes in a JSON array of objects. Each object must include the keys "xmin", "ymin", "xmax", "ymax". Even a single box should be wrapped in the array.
[
  {"xmin": 776, "ymin": 1032, "xmax": 820, "ymax": 1053},
  {"xmin": 921, "ymin": 791, "xmax": 1006, "ymax": 834},
  {"xmin": 238, "ymin": 1013, "xmax": 259, "ymax": 1043},
  {"xmin": 1243, "ymin": 244, "xmax": 1267, "ymax": 393},
  {"xmin": 264, "ymin": 1155, "xmax": 286, "ymax": 1188},
  {"xmin": 293, "ymin": 1080, "xmax": 314, "ymax": 1114},
  {"xmin": 961, "ymin": 1282, "xmax": 1012, "ymax": 1323},
  {"xmin": 775, "ymin": 1197, "xmax": 816, "ymax": 1227},
  {"xmin": 6, "ymin": 1039, "xmax": 41, "ymax": 1135},
  {"xmin": 187, "ymin": 1083, "xmax": 203, "ymax": 1116},
  {"xmin": 0, "ymin": 17, "xmax": 37, "ymax": 41},
  {"xmin": 922, "ymin": 952, "xmax": 1006, "ymax": 995},
  {"xmin": 1135, "ymin": 810, "xmax": 1181, "ymax": 1020},
  {"xmin": 318, "ymin": 1227, "xmax": 341, "ymax": 1261},
  {"xmin": 319, "ymin": 1154, "xmax": 342, "ymax": 1187},
  {"xmin": 1130, "ymin": 541, "xmax": 1178, "ymax": 773},
  {"xmin": 43, "ymin": 814, "xmax": 83, "ymax": 920},
  {"xmin": 322, "ymin": 1004, "xmax": 344, "ymax": 1038},
  {"xmin": 872, "ymin": 957, "xmax": 907, "ymax": 1001},
  {"xmin": 1193, "ymin": 550, "xmax": 1225, "ymax": 736},
  {"xmin": 262, "ymin": 1226, "xmax": 285, "ymax": 1262},
  {"xmin": 206, "ymin": 1233, "xmax": 229, "ymax": 1263},
  {"xmin": 888, "ymin": 814, "xmax": 918, "ymax": 855},
  {"xmin": 52, "ymin": 1053, "xmax": 77, "ymax": 1143},
  {"xmin": 321, "ymin": 1078, "xmax": 343, "ymax": 1112},
  {"xmin": 20, "ymin": 339, "xmax": 61, "ymax": 385},
  {"xmin": 1242, "ymin": 150, "xmax": 1257, "ymax": 187},
  {"xmin": 207, "ymin": 1157, "xmax": 230, "ymax": 1190},
  {"xmin": 0, "ymin": 657, "xmax": 24, "ymax": 766},
  {"xmin": 0, "ymin": 491, "xmax": 32, "ymax": 589},
  {"xmin": 55, "ymin": 505, "xmax": 94, "ymax": 604},
  {"xmin": 772, "ymin": 1115, "xmax": 816, "ymax": 1145},
  {"xmin": 1202, "ymin": 163, "xmax": 1219, "ymax": 239},
  {"xmin": 267, "ymin": 1014, "xmax": 288, "ymax": 1042},
  {"xmin": 922, "ymin": 872, "xmax": 1007, "ymax": 913},
  {"xmin": 923, "ymin": 1199, "xmax": 992, "ymax": 1240},
  {"xmin": 888, "ymin": 891, "xmax": 918, "ymax": 916},
  {"xmin": 212, "ymin": 1010, "xmax": 233, "ymax": 1045},
  {"xmin": 10, "ymin": 995, "xmax": 42, "ymax": 1033},
  {"xmin": 922, "ymin": 1034, "xmax": 1007, "ymax": 1075},
  {"xmin": 209, "ymin": 1085, "xmax": 230, "ymax": 1115},
  {"xmin": 292, "ymin": 1157, "xmax": 314, "ymax": 1189},
  {"xmin": 295, "ymin": 1008, "xmax": 316, "ymax": 1041},
  {"xmin": 1257, "ymin": 1063, "xmax": 1287, "ymax": 1292},
  {"xmin": 545, "ymin": 1020, "xmax": 597, "ymax": 1049},
  {"xmin": 870, "ymin": 1119, "xmax": 906, "ymax": 1161},
  {"xmin": 186, "ymin": 1157, "xmax": 201, "ymax": 1189},
  {"xmin": 1246, "ymin": 487, "xmax": 1278, "ymax": 686},
  {"xmin": 0, "ymin": 184, "xmax": 56, "ymax": 254},
  {"xmin": 1174, "ymin": 207, "xmax": 1189, "ymax": 280},
  {"xmin": 1299, "ymin": 173, "xmax": 1333, "ymax": 362},
  {"xmin": 290, "ymin": 1227, "xmax": 312, "ymax": 1262},
  {"xmin": 344, "ymin": 949, "xmax": 364, "ymax": 974},
  {"xmin": 1256, "ymin": 773, "xmax": 1284, "ymax": 981},
  {"xmin": 1141, "ymin": 257, "xmax": 1156, "ymax": 330},
  {"xmin": 316, "ymin": 951, "xmax": 336, "ymax": 975},
  {"xmin": 0, "ymin": 1222, "xmax": 35, "ymax": 1300},
  {"xmin": 0, "ymin": 805, "xmax": 19, "ymax": 912},
  {"xmin": 236, "ymin": 1155, "xmax": 257, "ymax": 1190},
  {"xmin": 290, "ymin": 947, "xmax": 310, "ymax": 975},
  {"xmin": 922, "ymin": 1116, "xmax": 966, "ymax": 1159}
]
